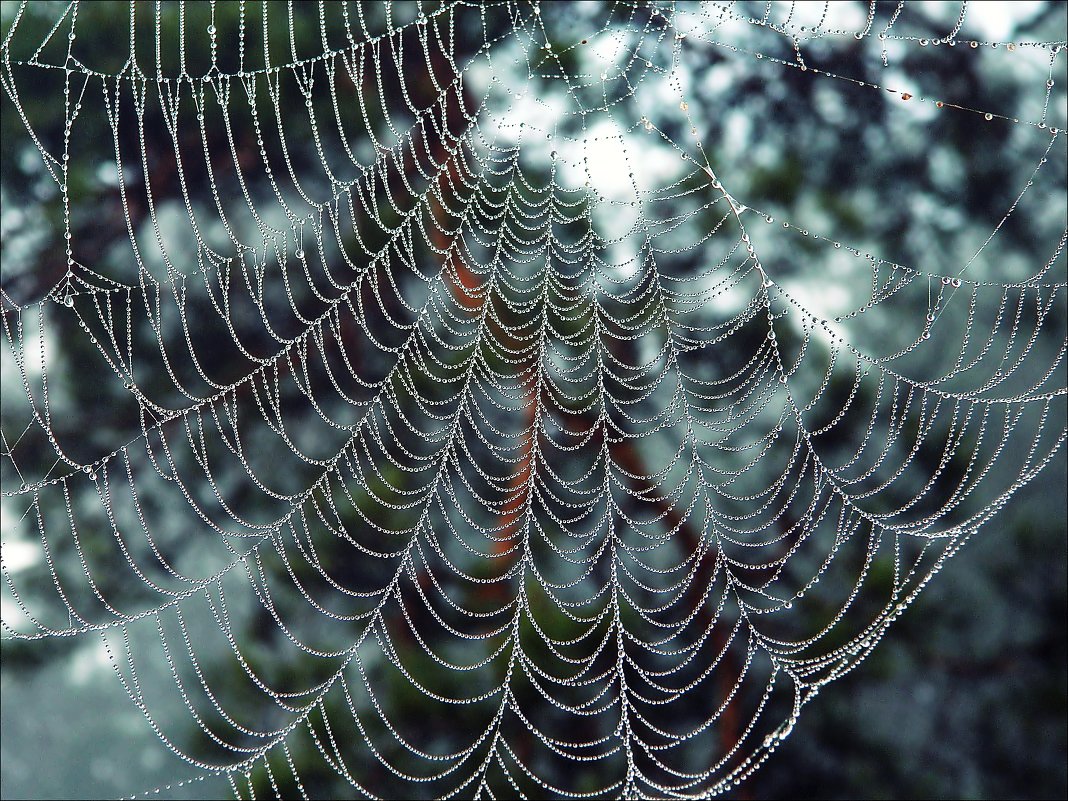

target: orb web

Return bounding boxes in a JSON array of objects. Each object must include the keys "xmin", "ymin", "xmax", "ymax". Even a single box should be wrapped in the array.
[{"xmin": 1, "ymin": 1, "xmax": 1065, "ymax": 799}]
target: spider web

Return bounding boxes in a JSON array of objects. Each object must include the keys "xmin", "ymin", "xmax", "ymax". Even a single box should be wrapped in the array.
[{"xmin": 0, "ymin": 1, "xmax": 1065, "ymax": 798}]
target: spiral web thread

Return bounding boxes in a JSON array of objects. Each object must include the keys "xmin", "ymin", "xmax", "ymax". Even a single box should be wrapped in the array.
[{"xmin": 0, "ymin": 1, "xmax": 1065, "ymax": 798}]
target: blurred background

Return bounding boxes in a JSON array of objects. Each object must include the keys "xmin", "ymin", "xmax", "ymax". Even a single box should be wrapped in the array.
[{"xmin": 1, "ymin": 2, "xmax": 1065, "ymax": 799}]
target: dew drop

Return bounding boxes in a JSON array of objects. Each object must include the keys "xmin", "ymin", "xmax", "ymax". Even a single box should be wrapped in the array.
[
  {"xmin": 984, "ymin": 113, "xmax": 993, "ymax": 121},
  {"xmin": 900, "ymin": 92, "xmax": 912, "ymax": 101},
  {"xmin": 207, "ymin": 24, "xmax": 216, "ymax": 35}
]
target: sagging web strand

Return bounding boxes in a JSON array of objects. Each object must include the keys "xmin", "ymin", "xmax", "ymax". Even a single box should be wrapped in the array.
[{"xmin": 0, "ymin": 1, "xmax": 1065, "ymax": 799}]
